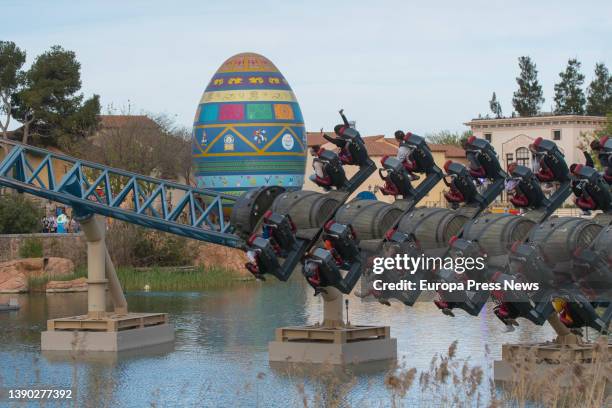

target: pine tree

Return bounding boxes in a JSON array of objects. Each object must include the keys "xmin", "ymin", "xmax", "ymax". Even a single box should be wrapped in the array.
[
  {"xmin": 12, "ymin": 45, "xmax": 100, "ymax": 146},
  {"xmin": 0, "ymin": 41, "xmax": 26, "ymax": 140},
  {"xmin": 586, "ymin": 62, "xmax": 612, "ymax": 116},
  {"xmin": 554, "ymin": 58, "xmax": 586, "ymax": 115},
  {"xmin": 512, "ymin": 56, "xmax": 544, "ymax": 117},
  {"xmin": 489, "ymin": 92, "xmax": 502, "ymax": 118}
]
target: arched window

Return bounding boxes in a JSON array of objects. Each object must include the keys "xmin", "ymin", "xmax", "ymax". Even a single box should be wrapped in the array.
[{"xmin": 516, "ymin": 147, "xmax": 530, "ymax": 167}]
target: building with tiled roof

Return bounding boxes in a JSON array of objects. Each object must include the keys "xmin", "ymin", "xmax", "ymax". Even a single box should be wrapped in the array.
[
  {"xmin": 306, "ymin": 132, "xmax": 465, "ymax": 159},
  {"xmin": 98, "ymin": 115, "xmax": 158, "ymax": 130},
  {"xmin": 375, "ymin": 136, "xmax": 466, "ymax": 159},
  {"xmin": 465, "ymin": 114, "xmax": 607, "ymax": 172},
  {"xmin": 304, "ymin": 132, "xmax": 467, "ymax": 205}
]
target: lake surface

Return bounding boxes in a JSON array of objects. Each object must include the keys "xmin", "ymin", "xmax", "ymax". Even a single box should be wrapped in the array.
[{"xmin": 0, "ymin": 279, "xmax": 560, "ymax": 407}]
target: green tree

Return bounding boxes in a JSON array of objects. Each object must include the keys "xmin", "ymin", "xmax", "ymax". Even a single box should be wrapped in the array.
[
  {"xmin": 0, "ymin": 194, "xmax": 43, "ymax": 233},
  {"xmin": 554, "ymin": 58, "xmax": 586, "ymax": 115},
  {"xmin": 425, "ymin": 130, "xmax": 472, "ymax": 147},
  {"xmin": 489, "ymin": 92, "xmax": 502, "ymax": 118},
  {"xmin": 512, "ymin": 56, "xmax": 544, "ymax": 117},
  {"xmin": 597, "ymin": 113, "xmax": 612, "ymax": 142},
  {"xmin": 586, "ymin": 62, "xmax": 612, "ymax": 116},
  {"xmin": 604, "ymin": 113, "xmax": 612, "ymax": 134},
  {"xmin": 578, "ymin": 113, "xmax": 612, "ymax": 170},
  {"xmin": 0, "ymin": 41, "xmax": 26, "ymax": 140},
  {"xmin": 12, "ymin": 45, "xmax": 100, "ymax": 146}
]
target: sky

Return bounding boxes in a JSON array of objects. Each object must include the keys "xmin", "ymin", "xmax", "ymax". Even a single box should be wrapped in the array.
[{"xmin": 3, "ymin": 0, "xmax": 612, "ymax": 136}]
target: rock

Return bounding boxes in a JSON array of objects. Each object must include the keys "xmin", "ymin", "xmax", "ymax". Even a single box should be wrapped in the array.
[
  {"xmin": 0, "ymin": 268, "xmax": 27, "ymax": 293},
  {"xmin": 45, "ymin": 277, "xmax": 87, "ymax": 293},
  {"xmin": 0, "ymin": 257, "xmax": 75, "ymax": 293},
  {"xmin": 44, "ymin": 257, "xmax": 75, "ymax": 277},
  {"xmin": 0, "ymin": 259, "xmax": 31, "ymax": 293},
  {"xmin": 19, "ymin": 258, "xmax": 45, "ymax": 272}
]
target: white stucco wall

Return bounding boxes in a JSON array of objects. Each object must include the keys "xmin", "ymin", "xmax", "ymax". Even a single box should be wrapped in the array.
[{"xmin": 466, "ymin": 115, "xmax": 607, "ymax": 171}]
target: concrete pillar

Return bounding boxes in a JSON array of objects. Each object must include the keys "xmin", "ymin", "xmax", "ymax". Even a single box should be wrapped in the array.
[
  {"xmin": 321, "ymin": 287, "xmax": 344, "ymax": 328},
  {"xmin": 79, "ymin": 215, "xmax": 108, "ymax": 319},
  {"xmin": 546, "ymin": 313, "xmax": 580, "ymax": 345},
  {"xmin": 547, "ymin": 313, "xmax": 571, "ymax": 337},
  {"xmin": 105, "ymin": 248, "xmax": 128, "ymax": 315}
]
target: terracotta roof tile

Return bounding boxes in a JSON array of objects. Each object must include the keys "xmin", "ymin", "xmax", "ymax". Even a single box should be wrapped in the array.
[
  {"xmin": 362, "ymin": 136, "xmax": 397, "ymax": 156},
  {"xmin": 306, "ymin": 132, "xmax": 386, "ymax": 149},
  {"xmin": 306, "ymin": 132, "xmax": 329, "ymax": 147},
  {"xmin": 98, "ymin": 115, "xmax": 158, "ymax": 129},
  {"xmin": 433, "ymin": 144, "xmax": 465, "ymax": 159},
  {"xmin": 381, "ymin": 137, "xmax": 465, "ymax": 158},
  {"xmin": 307, "ymin": 132, "xmax": 466, "ymax": 159}
]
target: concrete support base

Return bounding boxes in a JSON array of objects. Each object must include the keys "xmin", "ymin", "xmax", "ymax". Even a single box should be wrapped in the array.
[
  {"xmin": 39, "ymin": 216, "xmax": 171, "ymax": 354},
  {"xmin": 269, "ymin": 325, "xmax": 397, "ymax": 365},
  {"xmin": 42, "ymin": 323, "xmax": 174, "ymax": 352},
  {"xmin": 41, "ymin": 313, "xmax": 174, "ymax": 352},
  {"xmin": 42, "ymin": 341, "xmax": 175, "ymax": 363},
  {"xmin": 269, "ymin": 288, "xmax": 397, "ymax": 366}
]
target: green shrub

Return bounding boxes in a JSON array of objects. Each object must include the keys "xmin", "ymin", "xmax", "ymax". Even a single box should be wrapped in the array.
[
  {"xmin": 19, "ymin": 237, "xmax": 43, "ymax": 258},
  {"xmin": 105, "ymin": 221, "xmax": 195, "ymax": 267},
  {"xmin": 0, "ymin": 194, "xmax": 43, "ymax": 234},
  {"xmin": 132, "ymin": 229, "xmax": 193, "ymax": 267}
]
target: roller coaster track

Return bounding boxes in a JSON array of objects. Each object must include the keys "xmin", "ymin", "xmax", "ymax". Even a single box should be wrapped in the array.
[
  {"xmin": 1, "ymin": 132, "xmax": 609, "ymax": 334},
  {"xmin": 0, "ymin": 140, "xmax": 244, "ymax": 248}
]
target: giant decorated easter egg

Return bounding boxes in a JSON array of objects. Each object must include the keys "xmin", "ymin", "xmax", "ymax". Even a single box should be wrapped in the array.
[{"xmin": 192, "ymin": 53, "xmax": 306, "ymax": 205}]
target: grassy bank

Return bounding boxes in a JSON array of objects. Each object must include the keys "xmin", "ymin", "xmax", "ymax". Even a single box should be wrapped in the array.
[
  {"xmin": 116, "ymin": 266, "xmax": 246, "ymax": 291},
  {"xmin": 28, "ymin": 266, "xmax": 249, "ymax": 292},
  {"xmin": 28, "ymin": 268, "xmax": 87, "ymax": 292}
]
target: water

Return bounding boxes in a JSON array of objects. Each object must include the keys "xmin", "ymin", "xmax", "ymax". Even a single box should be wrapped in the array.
[{"xmin": 0, "ymin": 280, "xmax": 556, "ymax": 407}]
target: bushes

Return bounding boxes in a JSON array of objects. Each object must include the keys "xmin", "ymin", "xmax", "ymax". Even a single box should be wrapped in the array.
[
  {"xmin": 0, "ymin": 194, "xmax": 43, "ymax": 234},
  {"xmin": 105, "ymin": 221, "xmax": 195, "ymax": 267},
  {"xmin": 132, "ymin": 230, "xmax": 191, "ymax": 267},
  {"xmin": 19, "ymin": 237, "xmax": 43, "ymax": 258}
]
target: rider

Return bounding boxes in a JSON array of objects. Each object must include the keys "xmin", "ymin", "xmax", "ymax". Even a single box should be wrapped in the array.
[
  {"xmin": 590, "ymin": 137, "xmax": 612, "ymax": 184},
  {"xmin": 506, "ymin": 163, "xmax": 527, "ymax": 208},
  {"xmin": 394, "ymin": 130, "xmax": 419, "ymax": 181},
  {"xmin": 309, "ymin": 144, "xmax": 337, "ymax": 189},
  {"xmin": 310, "ymin": 145, "xmax": 326, "ymax": 180},
  {"xmin": 461, "ymin": 136, "xmax": 486, "ymax": 179},
  {"xmin": 323, "ymin": 130, "xmax": 352, "ymax": 164},
  {"xmin": 395, "ymin": 131, "xmax": 410, "ymax": 162}
]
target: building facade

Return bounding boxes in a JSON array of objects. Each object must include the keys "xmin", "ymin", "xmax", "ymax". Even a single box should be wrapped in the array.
[{"xmin": 465, "ymin": 115, "xmax": 608, "ymax": 172}]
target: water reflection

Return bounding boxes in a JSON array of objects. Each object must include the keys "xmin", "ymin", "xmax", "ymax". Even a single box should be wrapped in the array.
[
  {"xmin": 42, "ymin": 342, "xmax": 176, "ymax": 364},
  {"xmin": 0, "ymin": 280, "xmax": 561, "ymax": 406}
]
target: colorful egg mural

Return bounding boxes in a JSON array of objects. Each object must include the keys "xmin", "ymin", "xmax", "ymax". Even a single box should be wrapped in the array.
[{"xmin": 192, "ymin": 53, "xmax": 306, "ymax": 204}]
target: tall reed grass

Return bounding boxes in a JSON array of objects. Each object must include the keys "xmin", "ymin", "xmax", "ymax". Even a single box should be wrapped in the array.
[
  {"xmin": 282, "ymin": 339, "xmax": 611, "ymax": 407},
  {"xmin": 115, "ymin": 266, "xmax": 243, "ymax": 291},
  {"xmin": 28, "ymin": 268, "xmax": 87, "ymax": 292},
  {"xmin": 28, "ymin": 266, "xmax": 244, "ymax": 292}
]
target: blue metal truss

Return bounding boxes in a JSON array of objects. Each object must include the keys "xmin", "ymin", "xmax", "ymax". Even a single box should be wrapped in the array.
[{"xmin": 0, "ymin": 140, "xmax": 244, "ymax": 248}]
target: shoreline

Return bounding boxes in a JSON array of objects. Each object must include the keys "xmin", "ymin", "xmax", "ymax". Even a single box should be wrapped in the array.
[{"xmin": 22, "ymin": 266, "xmax": 253, "ymax": 293}]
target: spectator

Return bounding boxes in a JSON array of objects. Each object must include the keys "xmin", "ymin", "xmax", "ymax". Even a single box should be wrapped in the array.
[
  {"xmin": 42, "ymin": 215, "xmax": 51, "ymax": 233},
  {"xmin": 50, "ymin": 215, "xmax": 57, "ymax": 233},
  {"xmin": 56, "ymin": 211, "xmax": 68, "ymax": 233},
  {"xmin": 69, "ymin": 218, "xmax": 79, "ymax": 233}
]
